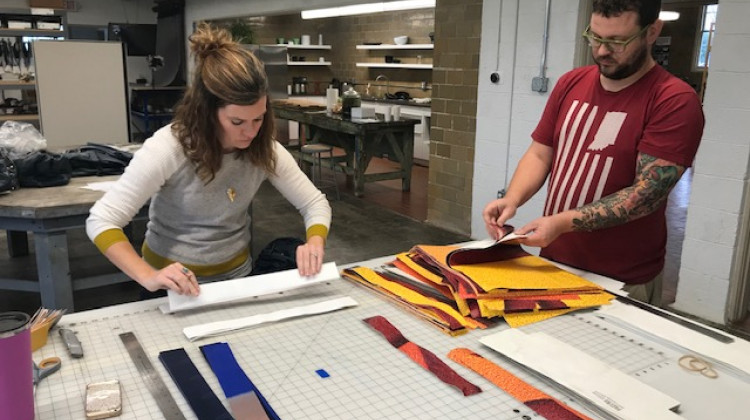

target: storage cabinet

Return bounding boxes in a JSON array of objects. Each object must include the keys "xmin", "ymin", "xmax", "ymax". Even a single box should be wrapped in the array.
[{"xmin": 0, "ymin": 8, "xmax": 67, "ymax": 128}]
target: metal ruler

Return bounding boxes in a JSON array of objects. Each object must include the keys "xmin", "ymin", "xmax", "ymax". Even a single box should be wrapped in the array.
[{"xmin": 119, "ymin": 332, "xmax": 187, "ymax": 420}]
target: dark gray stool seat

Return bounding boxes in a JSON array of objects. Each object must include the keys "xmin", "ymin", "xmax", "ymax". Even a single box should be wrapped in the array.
[{"xmin": 299, "ymin": 143, "xmax": 340, "ymax": 200}]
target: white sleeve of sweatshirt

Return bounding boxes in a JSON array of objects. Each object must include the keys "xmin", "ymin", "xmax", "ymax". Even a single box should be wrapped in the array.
[
  {"xmin": 86, "ymin": 126, "xmax": 184, "ymax": 242},
  {"xmin": 267, "ymin": 142, "xmax": 332, "ymax": 231}
]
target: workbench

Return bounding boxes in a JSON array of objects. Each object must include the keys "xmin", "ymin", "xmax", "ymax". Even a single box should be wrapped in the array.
[
  {"xmin": 31, "ymin": 254, "xmax": 750, "ymax": 419},
  {"xmin": 272, "ymin": 100, "xmax": 418, "ymax": 197},
  {"xmin": 0, "ymin": 175, "xmax": 147, "ymax": 311}
]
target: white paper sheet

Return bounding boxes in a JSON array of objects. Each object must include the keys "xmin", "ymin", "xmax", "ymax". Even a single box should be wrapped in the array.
[
  {"xmin": 163, "ymin": 262, "xmax": 340, "ymax": 313},
  {"xmin": 480, "ymin": 329, "xmax": 684, "ymax": 420},
  {"xmin": 596, "ymin": 301, "xmax": 750, "ymax": 376},
  {"xmin": 183, "ymin": 296, "xmax": 358, "ymax": 341}
]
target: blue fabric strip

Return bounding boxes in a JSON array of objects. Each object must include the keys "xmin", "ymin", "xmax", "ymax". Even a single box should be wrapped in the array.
[
  {"xmin": 200, "ymin": 342, "xmax": 281, "ymax": 420},
  {"xmin": 158, "ymin": 348, "xmax": 233, "ymax": 420}
]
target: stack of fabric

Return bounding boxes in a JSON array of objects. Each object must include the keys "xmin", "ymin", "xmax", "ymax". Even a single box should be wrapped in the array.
[{"xmin": 342, "ymin": 241, "xmax": 614, "ymax": 335}]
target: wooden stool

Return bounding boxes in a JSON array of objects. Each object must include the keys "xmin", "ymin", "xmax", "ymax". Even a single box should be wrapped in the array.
[{"xmin": 299, "ymin": 143, "xmax": 340, "ymax": 200}]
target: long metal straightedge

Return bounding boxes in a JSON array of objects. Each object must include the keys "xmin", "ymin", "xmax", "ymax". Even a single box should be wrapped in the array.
[
  {"xmin": 613, "ymin": 294, "xmax": 734, "ymax": 344},
  {"xmin": 119, "ymin": 332, "xmax": 187, "ymax": 420}
]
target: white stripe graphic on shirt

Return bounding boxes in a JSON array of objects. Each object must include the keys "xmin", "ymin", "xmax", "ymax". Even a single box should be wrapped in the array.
[
  {"xmin": 555, "ymin": 105, "xmax": 596, "ymax": 213},
  {"xmin": 545, "ymin": 104, "xmax": 624, "ymax": 215},
  {"xmin": 577, "ymin": 153, "xmax": 598, "ymax": 209},
  {"xmin": 547, "ymin": 100, "xmax": 586, "ymax": 215}
]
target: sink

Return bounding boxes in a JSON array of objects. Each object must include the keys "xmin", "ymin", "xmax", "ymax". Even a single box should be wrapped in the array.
[{"xmin": 360, "ymin": 96, "xmax": 430, "ymax": 107}]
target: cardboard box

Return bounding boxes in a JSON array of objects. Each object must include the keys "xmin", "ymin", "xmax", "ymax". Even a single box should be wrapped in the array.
[
  {"xmin": 351, "ymin": 106, "xmax": 376, "ymax": 119},
  {"xmin": 29, "ymin": 0, "xmax": 67, "ymax": 9}
]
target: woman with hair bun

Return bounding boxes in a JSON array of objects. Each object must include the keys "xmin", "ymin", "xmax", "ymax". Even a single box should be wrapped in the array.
[{"xmin": 86, "ymin": 23, "xmax": 331, "ymax": 296}]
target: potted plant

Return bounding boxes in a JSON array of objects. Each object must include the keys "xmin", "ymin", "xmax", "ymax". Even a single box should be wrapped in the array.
[{"xmin": 229, "ymin": 20, "xmax": 254, "ymax": 44}]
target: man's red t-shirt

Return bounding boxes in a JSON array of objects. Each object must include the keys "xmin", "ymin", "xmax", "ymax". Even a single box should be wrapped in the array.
[{"xmin": 531, "ymin": 64, "xmax": 704, "ymax": 284}]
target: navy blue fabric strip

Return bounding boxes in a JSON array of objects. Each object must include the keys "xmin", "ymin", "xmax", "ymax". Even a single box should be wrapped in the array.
[
  {"xmin": 158, "ymin": 348, "xmax": 233, "ymax": 420},
  {"xmin": 200, "ymin": 342, "xmax": 281, "ymax": 420}
]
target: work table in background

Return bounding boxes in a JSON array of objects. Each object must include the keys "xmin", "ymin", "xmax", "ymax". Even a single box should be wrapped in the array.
[
  {"xmin": 273, "ymin": 99, "xmax": 418, "ymax": 197},
  {"xmin": 281, "ymin": 95, "xmax": 432, "ymax": 164}
]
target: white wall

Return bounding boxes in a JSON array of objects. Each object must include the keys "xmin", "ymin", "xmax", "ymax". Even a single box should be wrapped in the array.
[
  {"xmin": 472, "ymin": 0, "xmax": 581, "ymax": 242},
  {"xmin": 2, "ymin": 0, "xmax": 156, "ymax": 24},
  {"xmin": 66, "ymin": 0, "xmax": 156, "ymax": 25},
  {"xmin": 673, "ymin": 0, "xmax": 750, "ymax": 323}
]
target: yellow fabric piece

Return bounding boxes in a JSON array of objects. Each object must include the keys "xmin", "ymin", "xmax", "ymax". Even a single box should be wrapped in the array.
[
  {"xmin": 453, "ymin": 255, "xmax": 602, "ymax": 291},
  {"xmin": 349, "ymin": 266, "xmax": 477, "ymax": 329},
  {"xmin": 504, "ymin": 308, "xmax": 577, "ymax": 328},
  {"xmin": 395, "ymin": 253, "xmax": 472, "ymax": 317},
  {"xmin": 306, "ymin": 224, "xmax": 329, "ymax": 242},
  {"xmin": 92, "ymin": 228, "xmax": 129, "ymax": 254},
  {"xmin": 141, "ymin": 242, "xmax": 250, "ymax": 277},
  {"xmin": 413, "ymin": 244, "xmax": 456, "ymax": 265}
]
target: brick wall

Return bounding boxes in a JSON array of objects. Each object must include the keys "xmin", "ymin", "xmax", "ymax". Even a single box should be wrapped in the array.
[{"xmin": 427, "ymin": 0, "xmax": 482, "ymax": 234}]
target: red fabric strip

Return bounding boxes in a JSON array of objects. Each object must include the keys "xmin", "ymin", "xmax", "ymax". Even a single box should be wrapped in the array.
[{"xmin": 363, "ymin": 316, "xmax": 482, "ymax": 397}]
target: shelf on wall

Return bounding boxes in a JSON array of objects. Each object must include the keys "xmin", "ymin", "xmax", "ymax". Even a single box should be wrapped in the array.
[
  {"xmin": 288, "ymin": 61, "xmax": 331, "ymax": 66},
  {"xmin": 0, "ymin": 114, "xmax": 39, "ymax": 122},
  {"xmin": 0, "ymin": 28, "xmax": 64, "ymax": 37},
  {"xmin": 0, "ymin": 80, "xmax": 36, "ymax": 89},
  {"xmin": 356, "ymin": 44, "xmax": 433, "ymax": 50},
  {"xmin": 273, "ymin": 44, "xmax": 332, "ymax": 50},
  {"xmin": 356, "ymin": 63, "xmax": 432, "ymax": 69}
]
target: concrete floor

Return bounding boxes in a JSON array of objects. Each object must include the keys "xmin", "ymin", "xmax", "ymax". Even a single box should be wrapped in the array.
[{"xmin": 0, "ymin": 181, "xmax": 469, "ymax": 315}]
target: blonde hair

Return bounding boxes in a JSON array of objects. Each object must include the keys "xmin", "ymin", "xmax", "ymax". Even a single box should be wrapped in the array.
[{"xmin": 171, "ymin": 22, "xmax": 276, "ymax": 181}]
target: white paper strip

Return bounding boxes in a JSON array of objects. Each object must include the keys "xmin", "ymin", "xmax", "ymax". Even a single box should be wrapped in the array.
[
  {"xmin": 164, "ymin": 262, "xmax": 340, "ymax": 313},
  {"xmin": 183, "ymin": 296, "xmax": 358, "ymax": 341},
  {"xmin": 480, "ymin": 329, "xmax": 684, "ymax": 420}
]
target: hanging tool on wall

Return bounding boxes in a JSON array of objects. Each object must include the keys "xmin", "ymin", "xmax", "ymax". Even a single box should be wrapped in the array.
[
  {"xmin": 22, "ymin": 41, "xmax": 32, "ymax": 74},
  {"xmin": 1, "ymin": 40, "xmax": 12, "ymax": 73},
  {"xmin": 12, "ymin": 38, "xmax": 22, "ymax": 74}
]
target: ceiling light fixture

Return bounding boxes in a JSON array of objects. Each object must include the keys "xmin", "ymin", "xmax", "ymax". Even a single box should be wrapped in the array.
[
  {"xmin": 302, "ymin": 0, "xmax": 435, "ymax": 19},
  {"xmin": 659, "ymin": 11, "xmax": 680, "ymax": 22}
]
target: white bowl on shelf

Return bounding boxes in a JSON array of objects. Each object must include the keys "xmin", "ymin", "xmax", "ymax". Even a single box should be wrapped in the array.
[{"xmin": 393, "ymin": 36, "xmax": 409, "ymax": 45}]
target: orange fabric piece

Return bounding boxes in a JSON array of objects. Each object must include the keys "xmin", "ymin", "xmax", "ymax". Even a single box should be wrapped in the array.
[{"xmin": 448, "ymin": 348, "xmax": 593, "ymax": 420}]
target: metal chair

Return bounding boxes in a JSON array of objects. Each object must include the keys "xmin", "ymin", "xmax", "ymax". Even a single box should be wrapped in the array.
[{"xmin": 299, "ymin": 143, "xmax": 340, "ymax": 201}]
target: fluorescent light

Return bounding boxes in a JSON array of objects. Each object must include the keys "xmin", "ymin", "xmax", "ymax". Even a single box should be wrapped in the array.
[
  {"xmin": 659, "ymin": 11, "xmax": 680, "ymax": 22},
  {"xmin": 383, "ymin": 0, "xmax": 435, "ymax": 12},
  {"xmin": 302, "ymin": 0, "xmax": 435, "ymax": 19}
]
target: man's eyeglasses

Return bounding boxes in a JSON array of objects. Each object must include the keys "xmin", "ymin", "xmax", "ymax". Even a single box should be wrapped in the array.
[{"xmin": 582, "ymin": 24, "xmax": 650, "ymax": 53}]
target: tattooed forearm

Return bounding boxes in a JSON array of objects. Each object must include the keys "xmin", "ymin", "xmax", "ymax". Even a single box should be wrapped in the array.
[{"xmin": 571, "ymin": 154, "xmax": 684, "ymax": 232}]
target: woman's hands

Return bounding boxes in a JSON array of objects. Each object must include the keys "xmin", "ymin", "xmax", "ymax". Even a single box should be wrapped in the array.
[
  {"xmin": 142, "ymin": 263, "xmax": 200, "ymax": 296},
  {"xmin": 296, "ymin": 235, "xmax": 325, "ymax": 277}
]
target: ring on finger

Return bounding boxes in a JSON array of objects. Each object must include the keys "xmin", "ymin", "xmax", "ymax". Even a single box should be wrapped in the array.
[
  {"xmin": 311, "ymin": 253, "xmax": 318, "ymax": 258},
  {"xmin": 181, "ymin": 266, "xmax": 190, "ymax": 274}
]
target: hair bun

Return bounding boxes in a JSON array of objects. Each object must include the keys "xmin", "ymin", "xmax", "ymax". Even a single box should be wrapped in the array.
[{"xmin": 190, "ymin": 22, "xmax": 235, "ymax": 62}]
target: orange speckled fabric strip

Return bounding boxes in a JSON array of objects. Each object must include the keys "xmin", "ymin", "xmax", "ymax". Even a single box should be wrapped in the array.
[{"xmin": 447, "ymin": 348, "xmax": 592, "ymax": 420}]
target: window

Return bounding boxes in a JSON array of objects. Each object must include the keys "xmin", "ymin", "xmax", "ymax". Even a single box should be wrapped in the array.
[{"xmin": 695, "ymin": 4, "xmax": 718, "ymax": 69}]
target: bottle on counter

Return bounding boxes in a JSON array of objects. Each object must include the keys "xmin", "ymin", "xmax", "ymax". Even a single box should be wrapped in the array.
[{"xmin": 341, "ymin": 85, "xmax": 361, "ymax": 119}]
